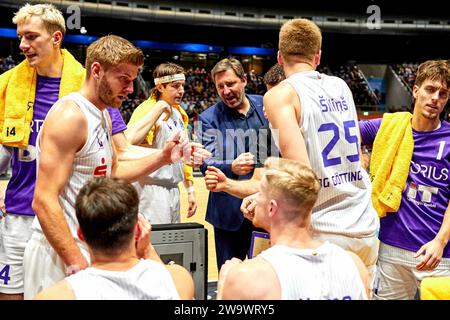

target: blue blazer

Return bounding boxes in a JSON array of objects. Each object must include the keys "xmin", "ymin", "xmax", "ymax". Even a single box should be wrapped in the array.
[{"xmin": 197, "ymin": 95, "xmax": 267, "ymax": 231}]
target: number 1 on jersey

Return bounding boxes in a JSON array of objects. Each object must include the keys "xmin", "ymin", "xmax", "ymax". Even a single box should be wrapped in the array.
[{"xmin": 437, "ymin": 141, "xmax": 445, "ymax": 160}]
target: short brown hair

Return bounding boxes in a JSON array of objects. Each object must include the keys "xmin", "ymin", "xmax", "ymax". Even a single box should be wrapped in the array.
[
  {"xmin": 414, "ymin": 60, "xmax": 450, "ymax": 88},
  {"xmin": 85, "ymin": 35, "xmax": 144, "ymax": 78},
  {"xmin": 75, "ymin": 177, "xmax": 139, "ymax": 254},
  {"xmin": 263, "ymin": 64, "xmax": 286, "ymax": 87},
  {"xmin": 150, "ymin": 62, "xmax": 185, "ymax": 99},
  {"xmin": 263, "ymin": 157, "xmax": 320, "ymax": 220},
  {"xmin": 211, "ymin": 57, "xmax": 245, "ymax": 82},
  {"xmin": 279, "ymin": 19, "xmax": 322, "ymax": 62}
]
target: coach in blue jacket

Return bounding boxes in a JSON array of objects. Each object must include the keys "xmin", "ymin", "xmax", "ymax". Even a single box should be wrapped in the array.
[{"xmin": 197, "ymin": 58, "xmax": 268, "ymax": 270}]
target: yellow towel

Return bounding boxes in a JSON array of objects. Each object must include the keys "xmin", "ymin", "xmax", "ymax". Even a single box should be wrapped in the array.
[
  {"xmin": 128, "ymin": 98, "xmax": 193, "ymax": 182},
  {"xmin": 421, "ymin": 277, "xmax": 450, "ymax": 300},
  {"xmin": 0, "ymin": 49, "xmax": 85, "ymax": 148},
  {"xmin": 370, "ymin": 112, "xmax": 414, "ymax": 218}
]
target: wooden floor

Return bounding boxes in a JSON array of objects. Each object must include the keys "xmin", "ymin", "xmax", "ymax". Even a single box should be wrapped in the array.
[
  {"xmin": 0, "ymin": 177, "xmax": 219, "ymax": 282},
  {"xmin": 179, "ymin": 178, "xmax": 218, "ymax": 281}
]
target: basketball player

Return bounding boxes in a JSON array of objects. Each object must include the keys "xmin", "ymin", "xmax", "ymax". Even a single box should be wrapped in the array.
[
  {"xmin": 128, "ymin": 63, "xmax": 196, "ymax": 224},
  {"xmin": 123, "ymin": 97, "xmax": 171, "ymax": 146},
  {"xmin": 0, "ymin": 3, "xmax": 124, "ymax": 300},
  {"xmin": 251, "ymin": 18, "xmax": 379, "ymax": 280},
  {"xmin": 22, "ymin": 35, "xmax": 209, "ymax": 299},
  {"xmin": 217, "ymin": 158, "xmax": 369, "ymax": 300},
  {"xmin": 263, "ymin": 63, "xmax": 286, "ymax": 91},
  {"xmin": 34, "ymin": 177, "xmax": 194, "ymax": 300},
  {"xmin": 359, "ymin": 60, "xmax": 450, "ymax": 299},
  {"xmin": 0, "ymin": 3, "xmax": 163, "ymax": 300}
]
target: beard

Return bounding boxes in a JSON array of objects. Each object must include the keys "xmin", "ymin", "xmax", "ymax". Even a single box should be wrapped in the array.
[
  {"xmin": 98, "ymin": 77, "xmax": 121, "ymax": 108},
  {"xmin": 223, "ymin": 90, "xmax": 244, "ymax": 109}
]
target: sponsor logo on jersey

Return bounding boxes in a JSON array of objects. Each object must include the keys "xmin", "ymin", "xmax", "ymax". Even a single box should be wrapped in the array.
[{"xmin": 93, "ymin": 157, "xmax": 108, "ymax": 177}]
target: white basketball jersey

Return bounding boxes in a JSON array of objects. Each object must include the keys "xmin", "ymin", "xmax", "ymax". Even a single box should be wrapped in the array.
[
  {"xmin": 33, "ymin": 92, "xmax": 113, "ymax": 243},
  {"xmin": 139, "ymin": 108, "xmax": 184, "ymax": 186},
  {"xmin": 65, "ymin": 259, "xmax": 180, "ymax": 300},
  {"xmin": 259, "ymin": 243, "xmax": 367, "ymax": 300},
  {"xmin": 282, "ymin": 71, "xmax": 378, "ymax": 237}
]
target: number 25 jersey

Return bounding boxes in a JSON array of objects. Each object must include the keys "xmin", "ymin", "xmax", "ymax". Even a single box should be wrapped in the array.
[{"xmin": 283, "ymin": 71, "xmax": 378, "ymax": 238}]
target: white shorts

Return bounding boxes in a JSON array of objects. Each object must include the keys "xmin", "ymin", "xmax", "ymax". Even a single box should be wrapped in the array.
[
  {"xmin": 23, "ymin": 231, "xmax": 90, "ymax": 300},
  {"xmin": 313, "ymin": 232, "xmax": 379, "ymax": 287},
  {"xmin": 373, "ymin": 242, "xmax": 450, "ymax": 300},
  {"xmin": 135, "ymin": 183, "xmax": 180, "ymax": 224},
  {"xmin": 0, "ymin": 214, "xmax": 34, "ymax": 294}
]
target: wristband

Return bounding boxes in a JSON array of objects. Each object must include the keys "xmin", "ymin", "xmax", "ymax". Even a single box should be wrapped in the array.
[{"xmin": 186, "ymin": 186, "xmax": 195, "ymax": 194}]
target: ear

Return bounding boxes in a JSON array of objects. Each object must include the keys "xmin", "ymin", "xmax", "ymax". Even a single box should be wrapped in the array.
[
  {"xmin": 268, "ymin": 199, "xmax": 278, "ymax": 218},
  {"xmin": 77, "ymin": 228, "xmax": 84, "ymax": 241},
  {"xmin": 241, "ymin": 73, "xmax": 247, "ymax": 86},
  {"xmin": 315, "ymin": 50, "xmax": 322, "ymax": 67},
  {"xmin": 134, "ymin": 221, "xmax": 141, "ymax": 241},
  {"xmin": 52, "ymin": 30, "xmax": 63, "ymax": 47},
  {"xmin": 277, "ymin": 51, "xmax": 283, "ymax": 65},
  {"xmin": 91, "ymin": 62, "xmax": 102, "ymax": 80},
  {"xmin": 412, "ymin": 85, "xmax": 419, "ymax": 100}
]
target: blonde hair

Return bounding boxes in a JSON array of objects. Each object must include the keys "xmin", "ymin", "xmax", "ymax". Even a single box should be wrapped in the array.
[
  {"xmin": 85, "ymin": 35, "xmax": 144, "ymax": 78},
  {"xmin": 263, "ymin": 157, "xmax": 320, "ymax": 219},
  {"xmin": 211, "ymin": 57, "xmax": 245, "ymax": 82},
  {"xmin": 415, "ymin": 60, "xmax": 450, "ymax": 88},
  {"xmin": 150, "ymin": 62, "xmax": 185, "ymax": 99},
  {"xmin": 279, "ymin": 18, "xmax": 322, "ymax": 62},
  {"xmin": 13, "ymin": 3, "xmax": 66, "ymax": 37}
]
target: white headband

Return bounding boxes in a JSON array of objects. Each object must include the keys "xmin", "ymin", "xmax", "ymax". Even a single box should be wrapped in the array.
[{"xmin": 154, "ymin": 73, "xmax": 186, "ymax": 85}]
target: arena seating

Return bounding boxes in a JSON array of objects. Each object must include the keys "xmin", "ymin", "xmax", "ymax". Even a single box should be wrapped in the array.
[
  {"xmin": 391, "ymin": 62, "xmax": 419, "ymax": 92},
  {"xmin": 3, "ymin": 54, "xmax": 420, "ymax": 125}
]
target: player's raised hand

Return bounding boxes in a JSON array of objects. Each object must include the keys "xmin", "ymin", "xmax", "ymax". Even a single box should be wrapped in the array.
[
  {"xmin": 232, "ymin": 152, "xmax": 255, "ymax": 175},
  {"xmin": 205, "ymin": 166, "xmax": 227, "ymax": 192},
  {"xmin": 241, "ymin": 192, "xmax": 258, "ymax": 221}
]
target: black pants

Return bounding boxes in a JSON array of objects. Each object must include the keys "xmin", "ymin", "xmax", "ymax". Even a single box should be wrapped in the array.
[{"xmin": 213, "ymin": 218, "xmax": 259, "ymax": 271}]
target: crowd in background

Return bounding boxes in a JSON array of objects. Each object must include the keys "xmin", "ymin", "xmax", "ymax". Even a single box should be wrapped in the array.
[
  {"xmin": 1, "ymin": 54, "xmax": 417, "ymax": 127},
  {"xmin": 0, "ymin": 56, "xmax": 16, "ymax": 73},
  {"xmin": 392, "ymin": 62, "xmax": 420, "ymax": 91},
  {"xmin": 332, "ymin": 64, "xmax": 380, "ymax": 106}
]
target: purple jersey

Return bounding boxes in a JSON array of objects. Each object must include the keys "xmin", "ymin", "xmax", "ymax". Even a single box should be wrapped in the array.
[
  {"xmin": 107, "ymin": 107, "xmax": 127, "ymax": 135},
  {"xmin": 360, "ymin": 118, "xmax": 450, "ymax": 258},
  {"xmin": 5, "ymin": 75, "xmax": 60, "ymax": 215}
]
